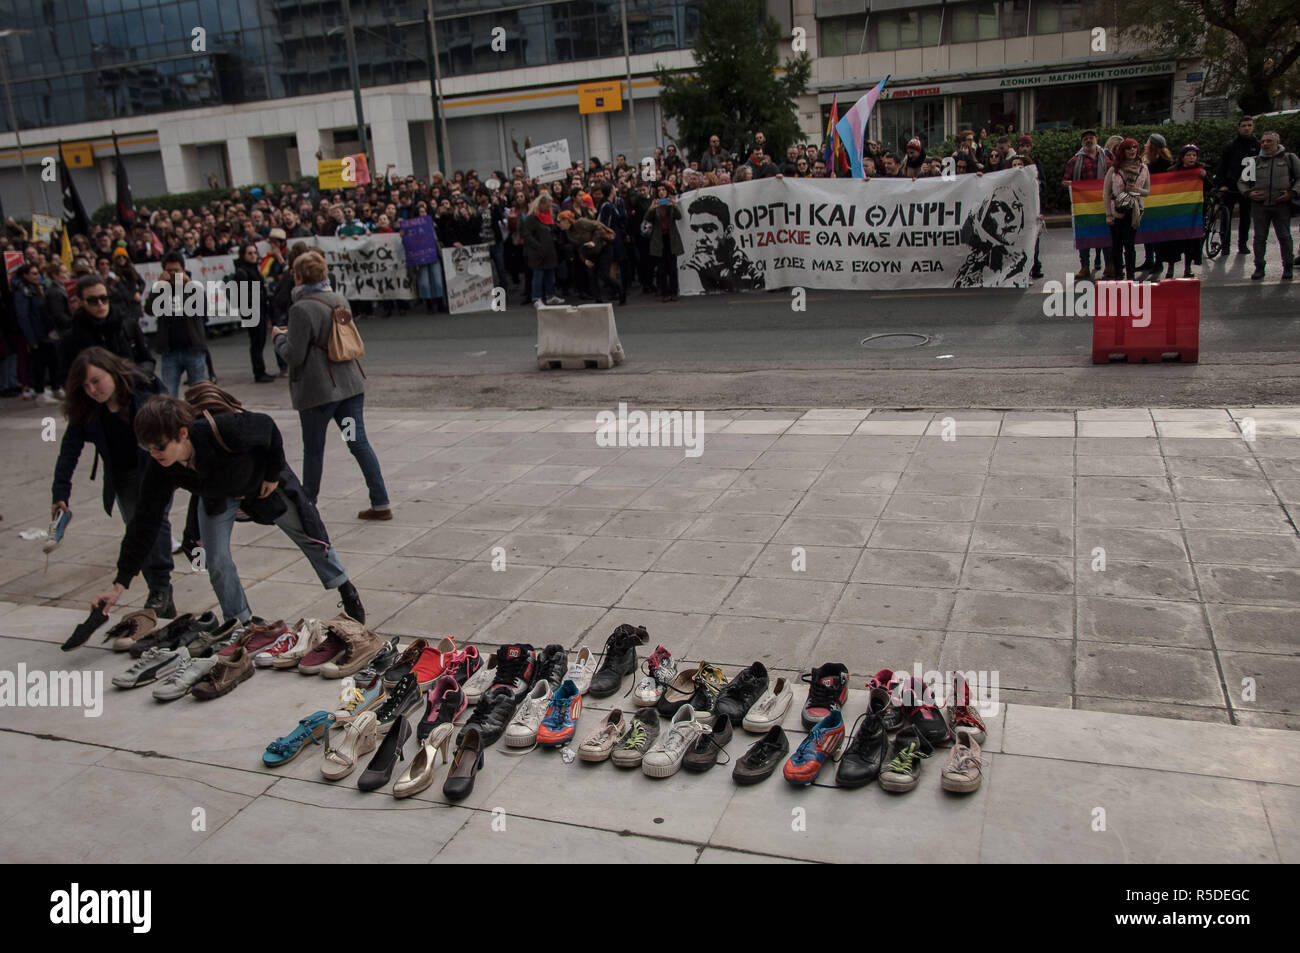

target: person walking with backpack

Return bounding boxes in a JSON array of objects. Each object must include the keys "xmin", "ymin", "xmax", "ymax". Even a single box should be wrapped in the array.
[
  {"xmin": 91, "ymin": 388, "xmax": 367, "ymax": 626},
  {"xmin": 272, "ymin": 250, "xmax": 392, "ymax": 519},
  {"xmin": 1240, "ymin": 130, "xmax": 1298, "ymax": 281}
]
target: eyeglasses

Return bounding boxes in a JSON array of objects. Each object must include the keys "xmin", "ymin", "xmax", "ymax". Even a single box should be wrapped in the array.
[{"xmin": 83, "ymin": 295, "xmax": 110, "ymax": 305}]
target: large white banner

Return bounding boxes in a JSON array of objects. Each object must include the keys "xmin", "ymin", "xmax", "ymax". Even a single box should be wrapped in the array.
[
  {"xmin": 526, "ymin": 139, "xmax": 571, "ymax": 184},
  {"xmin": 306, "ymin": 234, "xmax": 414, "ymax": 300},
  {"xmin": 443, "ymin": 243, "xmax": 496, "ymax": 314},
  {"xmin": 137, "ymin": 255, "xmax": 239, "ymax": 333},
  {"xmin": 673, "ymin": 167, "xmax": 1041, "ymax": 294}
]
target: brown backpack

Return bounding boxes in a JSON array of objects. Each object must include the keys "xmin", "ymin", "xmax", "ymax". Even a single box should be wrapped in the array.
[
  {"xmin": 305, "ymin": 294, "xmax": 364, "ymax": 363},
  {"xmin": 183, "ymin": 382, "xmax": 245, "ymax": 451}
]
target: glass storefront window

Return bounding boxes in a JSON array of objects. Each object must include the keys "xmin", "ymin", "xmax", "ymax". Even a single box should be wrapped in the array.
[
  {"xmin": 878, "ymin": 96, "xmax": 944, "ymax": 155},
  {"xmin": 1115, "ymin": 78, "xmax": 1172, "ymax": 125},
  {"xmin": 957, "ymin": 91, "xmax": 1017, "ymax": 136},
  {"xmin": 1033, "ymin": 82, "xmax": 1100, "ymax": 130}
]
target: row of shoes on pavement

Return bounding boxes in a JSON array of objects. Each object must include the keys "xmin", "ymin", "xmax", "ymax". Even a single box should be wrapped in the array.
[{"xmin": 107, "ymin": 610, "xmax": 388, "ymax": 702}]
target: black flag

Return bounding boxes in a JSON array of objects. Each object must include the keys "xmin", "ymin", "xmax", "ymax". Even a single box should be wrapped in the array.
[
  {"xmin": 58, "ymin": 139, "xmax": 91, "ymax": 237},
  {"xmin": 113, "ymin": 132, "xmax": 135, "ymax": 227}
]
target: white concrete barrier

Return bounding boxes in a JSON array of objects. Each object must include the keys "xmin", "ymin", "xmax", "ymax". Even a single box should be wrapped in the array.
[{"xmin": 535, "ymin": 302, "xmax": 625, "ymax": 370}]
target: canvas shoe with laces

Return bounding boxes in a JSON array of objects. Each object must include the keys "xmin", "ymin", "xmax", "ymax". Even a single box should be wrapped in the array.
[
  {"xmin": 610, "ymin": 708, "xmax": 659, "ymax": 767},
  {"xmin": 333, "ymin": 679, "xmax": 386, "ymax": 721},
  {"xmin": 563, "ymin": 646, "xmax": 594, "ymax": 695},
  {"xmin": 783, "ymin": 709, "xmax": 845, "ymax": 786},
  {"xmin": 354, "ymin": 637, "xmax": 400, "ymax": 686},
  {"xmin": 742, "ymin": 676, "xmax": 793, "ymax": 733},
  {"xmin": 733, "ymin": 726, "xmax": 790, "ymax": 785},
  {"xmin": 868, "ymin": 668, "xmax": 905, "ymax": 731},
  {"xmin": 940, "ymin": 730, "xmax": 984, "ymax": 793},
  {"xmin": 633, "ymin": 645, "xmax": 675, "ymax": 707},
  {"xmin": 114, "ymin": 646, "xmax": 187, "ymax": 689},
  {"xmin": 381, "ymin": 638, "xmax": 429, "ymax": 689},
  {"xmin": 579, "ymin": 709, "xmax": 628, "ymax": 763},
  {"xmin": 683, "ymin": 710, "xmax": 733, "ymax": 772},
  {"xmin": 104, "ymin": 609, "xmax": 157, "ymax": 651},
  {"xmin": 456, "ymin": 689, "xmax": 518, "ymax": 747},
  {"xmin": 800, "ymin": 662, "xmax": 849, "ymax": 729},
  {"xmin": 643, "ymin": 705, "xmax": 711, "ymax": 778},
  {"xmin": 504, "ymin": 681, "xmax": 554, "ymax": 748},
  {"xmin": 898, "ymin": 674, "xmax": 954, "ymax": 748},
  {"xmin": 461, "ymin": 653, "xmax": 497, "ymax": 705},
  {"xmin": 417, "ymin": 675, "xmax": 466, "ymax": 742},
  {"xmin": 270, "ymin": 619, "xmax": 324, "ymax": 670},
  {"xmin": 490, "ymin": 643, "xmax": 537, "ymax": 702},
  {"xmin": 191, "ymin": 647, "xmax": 255, "ymax": 700},
  {"xmin": 296, "ymin": 630, "xmax": 347, "ymax": 675},
  {"xmin": 185, "ymin": 617, "xmax": 245, "ymax": 659},
  {"xmin": 222, "ymin": 619, "xmax": 290, "ymax": 659},
  {"xmin": 375, "ymin": 673, "xmax": 422, "ymax": 733},
  {"xmin": 252, "ymin": 628, "xmax": 300, "ymax": 668},
  {"xmin": 713, "ymin": 660, "xmax": 768, "ymax": 727},
  {"xmin": 535, "ymin": 644, "xmax": 569, "ymax": 691},
  {"xmin": 878, "ymin": 723, "xmax": 934, "ymax": 793},
  {"xmin": 151, "ymin": 651, "xmax": 219, "ymax": 701},
  {"xmin": 536, "ymin": 679, "xmax": 582, "ymax": 747},
  {"xmin": 945, "ymin": 672, "xmax": 987, "ymax": 745},
  {"xmin": 442, "ymin": 644, "xmax": 482, "ymax": 688}
]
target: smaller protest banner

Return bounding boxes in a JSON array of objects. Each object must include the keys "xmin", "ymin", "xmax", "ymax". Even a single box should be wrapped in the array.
[
  {"xmin": 443, "ymin": 243, "xmax": 495, "ymax": 313},
  {"xmin": 399, "ymin": 215, "xmax": 440, "ymax": 266}
]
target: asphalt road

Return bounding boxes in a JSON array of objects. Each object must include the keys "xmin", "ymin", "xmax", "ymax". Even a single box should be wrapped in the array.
[{"xmin": 203, "ymin": 229, "xmax": 1300, "ymax": 409}]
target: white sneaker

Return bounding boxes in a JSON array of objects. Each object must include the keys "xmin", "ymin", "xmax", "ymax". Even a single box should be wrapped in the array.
[
  {"xmin": 633, "ymin": 647, "xmax": 676, "ymax": 707},
  {"xmin": 504, "ymin": 681, "xmax": 553, "ymax": 747},
  {"xmin": 642, "ymin": 704, "xmax": 709, "ymax": 778},
  {"xmin": 742, "ymin": 676, "xmax": 793, "ymax": 732},
  {"xmin": 21, "ymin": 387, "xmax": 36, "ymax": 401},
  {"xmin": 563, "ymin": 646, "xmax": 594, "ymax": 695},
  {"xmin": 544, "ymin": 295, "xmax": 566, "ymax": 305},
  {"xmin": 37, "ymin": 389, "xmax": 57, "ymax": 404},
  {"xmin": 462, "ymin": 652, "xmax": 497, "ymax": 705},
  {"xmin": 270, "ymin": 619, "xmax": 323, "ymax": 669},
  {"xmin": 532, "ymin": 298, "xmax": 543, "ymax": 308},
  {"xmin": 253, "ymin": 629, "xmax": 299, "ymax": 668}
]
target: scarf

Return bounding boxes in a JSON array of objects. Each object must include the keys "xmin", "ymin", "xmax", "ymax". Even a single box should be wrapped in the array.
[
  {"xmin": 536, "ymin": 210, "xmax": 554, "ymax": 225},
  {"xmin": 291, "ymin": 279, "xmax": 331, "ymax": 301}
]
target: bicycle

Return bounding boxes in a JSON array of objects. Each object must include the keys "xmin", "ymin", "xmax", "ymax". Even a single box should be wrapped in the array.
[{"xmin": 1203, "ymin": 189, "xmax": 1226, "ymax": 260}]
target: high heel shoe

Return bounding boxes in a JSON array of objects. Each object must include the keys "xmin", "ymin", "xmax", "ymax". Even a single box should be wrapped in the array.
[
  {"xmin": 322, "ymin": 711, "xmax": 379, "ymax": 781},
  {"xmin": 358, "ymin": 712, "xmax": 411, "ymax": 791},
  {"xmin": 442, "ymin": 726, "xmax": 485, "ymax": 801},
  {"xmin": 393, "ymin": 722, "xmax": 454, "ymax": 798}
]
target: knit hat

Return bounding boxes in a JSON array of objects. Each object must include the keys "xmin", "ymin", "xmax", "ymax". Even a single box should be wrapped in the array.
[
  {"xmin": 1148, "ymin": 133, "xmax": 1167, "ymax": 149},
  {"xmin": 1018, "ymin": 135, "xmax": 1033, "ymax": 146},
  {"xmin": 906, "ymin": 137, "xmax": 922, "ymax": 150},
  {"xmin": 268, "ymin": 227, "xmax": 287, "ymax": 241}
]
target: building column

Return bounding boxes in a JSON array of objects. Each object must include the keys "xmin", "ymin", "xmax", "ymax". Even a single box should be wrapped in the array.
[
  {"xmin": 227, "ymin": 136, "xmax": 269, "ymax": 186},
  {"xmin": 370, "ymin": 119, "xmax": 414, "ymax": 178},
  {"xmin": 295, "ymin": 127, "xmax": 326, "ymax": 180},
  {"xmin": 159, "ymin": 140, "xmax": 202, "ymax": 193},
  {"xmin": 585, "ymin": 110, "xmax": 612, "ymax": 165}
]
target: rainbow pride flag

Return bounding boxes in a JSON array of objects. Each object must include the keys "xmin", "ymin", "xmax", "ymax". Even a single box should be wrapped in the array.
[{"xmin": 1070, "ymin": 169, "xmax": 1205, "ymax": 250}]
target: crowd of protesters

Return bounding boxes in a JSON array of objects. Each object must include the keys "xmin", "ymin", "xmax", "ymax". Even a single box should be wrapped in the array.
[{"xmin": 2, "ymin": 118, "xmax": 1295, "ymax": 400}]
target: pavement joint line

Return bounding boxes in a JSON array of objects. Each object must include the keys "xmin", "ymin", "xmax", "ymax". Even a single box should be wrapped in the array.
[{"xmin": 1256, "ymin": 779, "xmax": 1287, "ymax": 862}]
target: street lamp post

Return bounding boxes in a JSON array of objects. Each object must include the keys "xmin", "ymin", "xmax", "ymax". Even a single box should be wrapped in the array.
[
  {"xmin": 0, "ymin": 29, "xmax": 36, "ymax": 216},
  {"xmin": 340, "ymin": 0, "xmax": 369, "ymax": 161},
  {"xmin": 620, "ymin": 0, "xmax": 636, "ymax": 160},
  {"xmin": 426, "ymin": 0, "xmax": 453, "ymax": 174}
]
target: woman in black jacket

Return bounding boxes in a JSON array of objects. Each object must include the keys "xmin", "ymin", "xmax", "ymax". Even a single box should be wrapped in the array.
[
  {"xmin": 1139, "ymin": 134, "xmax": 1174, "ymax": 274},
  {"xmin": 235, "ymin": 241, "xmax": 275, "ymax": 383},
  {"xmin": 51, "ymin": 347, "xmax": 177, "ymax": 616},
  {"xmin": 90, "ymin": 393, "xmax": 365, "ymax": 626}
]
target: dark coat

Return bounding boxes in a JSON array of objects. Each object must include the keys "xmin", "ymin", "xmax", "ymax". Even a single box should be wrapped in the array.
[
  {"xmin": 63, "ymin": 307, "xmax": 152, "ymax": 371},
  {"xmin": 647, "ymin": 203, "xmax": 684, "ymax": 257},
  {"xmin": 521, "ymin": 212, "xmax": 559, "ymax": 270},
  {"xmin": 52, "ymin": 372, "xmax": 164, "ymax": 515},
  {"xmin": 13, "ymin": 280, "xmax": 53, "ymax": 347},
  {"xmin": 114, "ymin": 410, "xmax": 329, "ymax": 588}
]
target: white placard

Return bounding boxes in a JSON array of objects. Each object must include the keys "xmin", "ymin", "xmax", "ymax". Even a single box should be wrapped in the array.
[{"xmin": 526, "ymin": 139, "xmax": 572, "ymax": 184}]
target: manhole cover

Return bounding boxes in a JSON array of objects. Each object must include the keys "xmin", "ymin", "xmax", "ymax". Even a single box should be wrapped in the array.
[{"xmin": 860, "ymin": 332, "xmax": 930, "ymax": 349}]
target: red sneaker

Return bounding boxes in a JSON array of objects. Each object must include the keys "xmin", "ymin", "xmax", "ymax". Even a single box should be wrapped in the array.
[{"xmin": 411, "ymin": 636, "xmax": 457, "ymax": 689}]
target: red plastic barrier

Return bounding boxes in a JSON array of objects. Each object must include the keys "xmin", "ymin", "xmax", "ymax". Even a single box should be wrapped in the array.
[{"xmin": 1092, "ymin": 278, "xmax": 1199, "ymax": 364}]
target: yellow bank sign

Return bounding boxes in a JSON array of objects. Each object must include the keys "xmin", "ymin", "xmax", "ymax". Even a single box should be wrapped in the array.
[{"xmin": 578, "ymin": 82, "xmax": 622, "ymax": 114}]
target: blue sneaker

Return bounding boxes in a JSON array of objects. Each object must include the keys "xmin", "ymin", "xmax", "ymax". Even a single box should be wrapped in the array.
[
  {"xmin": 783, "ymin": 710, "xmax": 845, "ymax": 785},
  {"xmin": 333, "ymin": 679, "xmax": 386, "ymax": 722},
  {"xmin": 536, "ymin": 679, "xmax": 583, "ymax": 747}
]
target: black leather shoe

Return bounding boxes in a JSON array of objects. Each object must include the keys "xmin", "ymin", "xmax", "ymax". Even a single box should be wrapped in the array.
[
  {"xmin": 683, "ymin": 711, "xmax": 733, "ymax": 772},
  {"xmin": 732, "ymin": 726, "xmax": 789, "ymax": 785},
  {"xmin": 358, "ymin": 713, "xmax": 411, "ymax": 791},
  {"xmin": 338, "ymin": 581, "xmax": 365, "ymax": 624},
  {"xmin": 836, "ymin": 688, "xmax": 891, "ymax": 788},
  {"xmin": 714, "ymin": 661, "xmax": 768, "ymax": 726},
  {"xmin": 443, "ymin": 727, "xmax": 484, "ymax": 800},
  {"xmin": 587, "ymin": 624, "xmax": 649, "ymax": 698},
  {"xmin": 143, "ymin": 586, "xmax": 176, "ymax": 619},
  {"xmin": 535, "ymin": 643, "xmax": 569, "ymax": 691},
  {"xmin": 457, "ymin": 689, "xmax": 518, "ymax": 747}
]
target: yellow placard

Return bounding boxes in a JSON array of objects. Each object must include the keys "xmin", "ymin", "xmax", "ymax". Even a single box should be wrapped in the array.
[
  {"xmin": 578, "ymin": 82, "xmax": 622, "ymax": 114},
  {"xmin": 318, "ymin": 154, "xmax": 369, "ymax": 190},
  {"xmin": 62, "ymin": 142, "xmax": 94, "ymax": 168},
  {"xmin": 318, "ymin": 158, "xmax": 346, "ymax": 190},
  {"xmin": 31, "ymin": 213, "xmax": 59, "ymax": 243}
]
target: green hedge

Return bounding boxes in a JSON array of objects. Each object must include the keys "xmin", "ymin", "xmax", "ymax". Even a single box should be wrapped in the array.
[
  {"xmin": 936, "ymin": 117, "xmax": 1300, "ymax": 214},
  {"xmin": 90, "ymin": 176, "xmax": 322, "ymax": 226}
]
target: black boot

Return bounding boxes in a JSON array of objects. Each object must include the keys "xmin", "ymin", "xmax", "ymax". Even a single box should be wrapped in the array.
[
  {"xmin": 144, "ymin": 585, "xmax": 177, "ymax": 619},
  {"xmin": 587, "ymin": 624, "xmax": 650, "ymax": 698},
  {"xmin": 338, "ymin": 581, "xmax": 365, "ymax": 624}
]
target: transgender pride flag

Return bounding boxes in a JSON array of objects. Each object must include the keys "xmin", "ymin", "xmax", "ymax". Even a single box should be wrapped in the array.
[{"xmin": 835, "ymin": 75, "xmax": 889, "ymax": 179}]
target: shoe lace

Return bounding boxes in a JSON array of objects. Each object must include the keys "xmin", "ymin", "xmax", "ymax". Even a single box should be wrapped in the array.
[
  {"xmin": 948, "ymin": 745, "xmax": 981, "ymax": 773},
  {"xmin": 845, "ymin": 712, "xmax": 876, "ymax": 755},
  {"xmin": 801, "ymin": 670, "xmax": 843, "ymax": 709},
  {"xmin": 338, "ymin": 687, "xmax": 365, "ymax": 714},
  {"xmin": 665, "ymin": 721, "xmax": 709, "ymax": 754},
  {"xmin": 594, "ymin": 624, "xmax": 645, "ymax": 675},
  {"xmin": 128, "ymin": 647, "xmax": 164, "ymax": 672},
  {"xmin": 954, "ymin": 706, "xmax": 985, "ymax": 730},
  {"xmin": 887, "ymin": 742, "xmax": 922, "ymax": 774},
  {"xmin": 542, "ymin": 696, "xmax": 573, "ymax": 730},
  {"xmin": 376, "ymin": 677, "xmax": 413, "ymax": 719},
  {"xmin": 161, "ymin": 655, "xmax": 194, "ymax": 682},
  {"xmin": 265, "ymin": 631, "xmax": 296, "ymax": 655},
  {"xmin": 794, "ymin": 723, "xmax": 830, "ymax": 760},
  {"xmin": 466, "ymin": 692, "xmax": 498, "ymax": 727},
  {"xmin": 621, "ymin": 720, "xmax": 648, "ymax": 750},
  {"xmin": 493, "ymin": 648, "xmax": 532, "ymax": 687}
]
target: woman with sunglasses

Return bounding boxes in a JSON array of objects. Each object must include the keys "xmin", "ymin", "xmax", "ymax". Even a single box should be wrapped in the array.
[{"xmin": 52, "ymin": 347, "xmax": 178, "ymax": 617}]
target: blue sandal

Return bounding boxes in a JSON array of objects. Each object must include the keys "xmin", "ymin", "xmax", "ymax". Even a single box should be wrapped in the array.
[{"xmin": 263, "ymin": 710, "xmax": 336, "ymax": 766}]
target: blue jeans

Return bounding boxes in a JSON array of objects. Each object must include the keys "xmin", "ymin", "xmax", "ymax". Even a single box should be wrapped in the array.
[
  {"xmin": 531, "ymin": 268, "xmax": 556, "ymax": 301},
  {"xmin": 197, "ymin": 489, "xmax": 349, "ymax": 623},
  {"xmin": 415, "ymin": 262, "xmax": 444, "ymax": 301},
  {"xmin": 299, "ymin": 392, "xmax": 389, "ymax": 509},
  {"xmin": 161, "ymin": 348, "xmax": 207, "ymax": 396}
]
